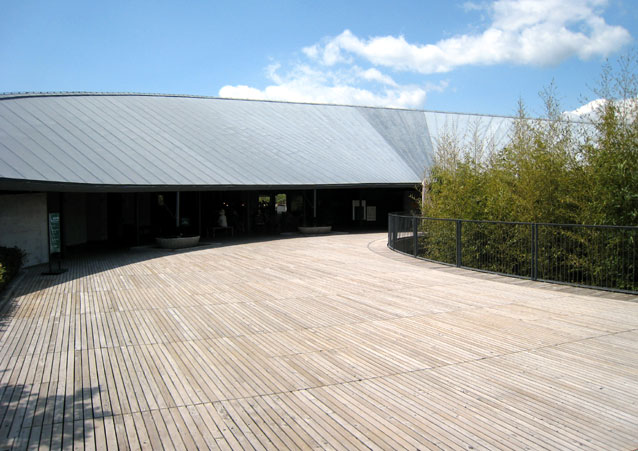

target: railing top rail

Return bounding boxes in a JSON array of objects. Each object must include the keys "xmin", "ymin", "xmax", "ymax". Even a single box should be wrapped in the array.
[
  {"xmin": 389, "ymin": 213, "xmax": 456, "ymax": 223},
  {"xmin": 444, "ymin": 218, "xmax": 532, "ymax": 226},
  {"xmin": 388, "ymin": 213, "xmax": 638, "ymax": 230},
  {"xmin": 535, "ymin": 222, "xmax": 638, "ymax": 230}
]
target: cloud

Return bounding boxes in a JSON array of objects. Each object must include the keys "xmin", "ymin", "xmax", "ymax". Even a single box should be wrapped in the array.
[
  {"xmin": 219, "ymin": 64, "xmax": 432, "ymax": 109},
  {"xmin": 307, "ymin": 0, "xmax": 631, "ymax": 73},
  {"xmin": 563, "ymin": 97, "xmax": 638, "ymax": 120},
  {"xmin": 563, "ymin": 98, "xmax": 606, "ymax": 119},
  {"xmin": 219, "ymin": 0, "xmax": 630, "ymax": 108},
  {"xmin": 358, "ymin": 68, "xmax": 397, "ymax": 87}
]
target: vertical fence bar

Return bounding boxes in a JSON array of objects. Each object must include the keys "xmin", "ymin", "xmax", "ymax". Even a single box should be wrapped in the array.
[
  {"xmin": 531, "ymin": 223, "xmax": 538, "ymax": 280},
  {"xmin": 387, "ymin": 213, "xmax": 637, "ymax": 294},
  {"xmin": 413, "ymin": 217, "xmax": 418, "ymax": 257},
  {"xmin": 456, "ymin": 219, "xmax": 462, "ymax": 267}
]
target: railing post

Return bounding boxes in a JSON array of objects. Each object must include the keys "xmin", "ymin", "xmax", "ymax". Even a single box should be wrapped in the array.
[
  {"xmin": 388, "ymin": 213, "xmax": 394, "ymax": 249},
  {"xmin": 531, "ymin": 223, "xmax": 538, "ymax": 280},
  {"xmin": 413, "ymin": 217, "xmax": 418, "ymax": 257},
  {"xmin": 386, "ymin": 215, "xmax": 636, "ymax": 294},
  {"xmin": 456, "ymin": 219, "xmax": 462, "ymax": 267}
]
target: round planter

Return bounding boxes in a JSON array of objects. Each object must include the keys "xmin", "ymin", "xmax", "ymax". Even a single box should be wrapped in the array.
[
  {"xmin": 155, "ymin": 235, "xmax": 200, "ymax": 249},
  {"xmin": 298, "ymin": 226, "xmax": 332, "ymax": 234}
]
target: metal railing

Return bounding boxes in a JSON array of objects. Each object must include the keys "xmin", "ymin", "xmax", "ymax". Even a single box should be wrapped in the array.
[{"xmin": 388, "ymin": 213, "xmax": 638, "ymax": 294}]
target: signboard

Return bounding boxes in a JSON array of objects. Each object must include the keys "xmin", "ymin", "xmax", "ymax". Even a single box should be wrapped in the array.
[
  {"xmin": 352, "ymin": 200, "xmax": 367, "ymax": 221},
  {"xmin": 366, "ymin": 206, "xmax": 377, "ymax": 222},
  {"xmin": 43, "ymin": 211, "xmax": 66, "ymax": 275},
  {"xmin": 48, "ymin": 212, "xmax": 61, "ymax": 254}
]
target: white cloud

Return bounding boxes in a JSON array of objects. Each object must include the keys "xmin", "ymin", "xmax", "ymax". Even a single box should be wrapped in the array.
[
  {"xmin": 563, "ymin": 97, "xmax": 638, "ymax": 120},
  {"xmin": 463, "ymin": 2, "xmax": 488, "ymax": 12},
  {"xmin": 563, "ymin": 98, "xmax": 606, "ymax": 120},
  {"xmin": 307, "ymin": 0, "xmax": 631, "ymax": 73},
  {"xmin": 219, "ymin": 0, "xmax": 630, "ymax": 109},
  {"xmin": 358, "ymin": 68, "xmax": 397, "ymax": 86},
  {"xmin": 218, "ymin": 83, "xmax": 427, "ymax": 109},
  {"xmin": 219, "ymin": 64, "xmax": 431, "ymax": 109}
]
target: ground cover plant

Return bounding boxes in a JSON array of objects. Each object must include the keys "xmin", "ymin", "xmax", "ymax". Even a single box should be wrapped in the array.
[{"xmin": 0, "ymin": 246, "xmax": 25, "ymax": 294}]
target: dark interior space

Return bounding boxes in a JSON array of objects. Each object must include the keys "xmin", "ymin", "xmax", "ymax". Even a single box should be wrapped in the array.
[{"xmin": 52, "ymin": 186, "xmax": 417, "ymax": 251}]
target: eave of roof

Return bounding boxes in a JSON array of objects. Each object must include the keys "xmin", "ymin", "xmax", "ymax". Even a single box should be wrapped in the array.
[
  {"xmin": 0, "ymin": 92, "xmax": 531, "ymax": 192},
  {"xmin": 0, "ymin": 178, "xmax": 420, "ymax": 193}
]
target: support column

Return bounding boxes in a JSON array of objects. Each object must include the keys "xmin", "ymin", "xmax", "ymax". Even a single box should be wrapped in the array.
[
  {"xmin": 176, "ymin": 191, "xmax": 180, "ymax": 229},
  {"xmin": 246, "ymin": 192, "xmax": 252, "ymax": 233},
  {"xmin": 422, "ymin": 179, "xmax": 426, "ymax": 209},
  {"xmin": 456, "ymin": 219, "xmax": 462, "ymax": 267},
  {"xmin": 135, "ymin": 193, "xmax": 140, "ymax": 245},
  {"xmin": 198, "ymin": 192, "xmax": 202, "ymax": 237},
  {"xmin": 313, "ymin": 188, "xmax": 317, "ymax": 226}
]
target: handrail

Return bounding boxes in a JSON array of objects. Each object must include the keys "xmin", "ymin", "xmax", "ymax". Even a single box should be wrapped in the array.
[
  {"xmin": 391, "ymin": 213, "xmax": 638, "ymax": 229},
  {"xmin": 387, "ymin": 213, "xmax": 638, "ymax": 294}
]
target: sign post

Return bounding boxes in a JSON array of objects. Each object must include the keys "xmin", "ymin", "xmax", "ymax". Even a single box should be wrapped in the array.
[{"xmin": 43, "ymin": 212, "xmax": 66, "ymax": 275}]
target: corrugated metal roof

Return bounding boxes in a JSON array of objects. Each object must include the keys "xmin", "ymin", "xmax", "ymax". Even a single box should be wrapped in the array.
[
  {"xmin": 0, "ymin": 93, "xmax": 515, "ymax": 191},
  {"xmin": 423, "ymin": 111, "xmax": 514, "ymax": 153}
]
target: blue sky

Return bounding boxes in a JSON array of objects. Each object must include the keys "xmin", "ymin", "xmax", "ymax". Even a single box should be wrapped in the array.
[{"xmin": 1, "ymin": 0, "xmax": 636, "ymax": 116}]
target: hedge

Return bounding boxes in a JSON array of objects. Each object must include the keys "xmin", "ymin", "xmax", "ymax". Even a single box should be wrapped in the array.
[{"xmin": 0, "ymin": 246, "xmax": 25, "ymax": 294}]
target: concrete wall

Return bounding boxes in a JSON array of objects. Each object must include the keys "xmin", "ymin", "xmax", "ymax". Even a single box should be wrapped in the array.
[
  {"xmin": 63, "ymin": 193, "xmax": 87, "ymax": 246},
  {"xmin": 0, "ymin": 193, "xmax": 48, "ymax": 267}
]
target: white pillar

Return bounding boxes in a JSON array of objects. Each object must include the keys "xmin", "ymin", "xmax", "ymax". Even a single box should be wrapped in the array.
[{"xmin": 421, "ymin": 180, "xmax": 426, "ymax": 209}]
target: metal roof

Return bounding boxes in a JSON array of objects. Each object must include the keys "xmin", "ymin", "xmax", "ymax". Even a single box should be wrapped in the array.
[{"xmin": 0, "ymin": 93, "xmax": 515, "ymax": 192}]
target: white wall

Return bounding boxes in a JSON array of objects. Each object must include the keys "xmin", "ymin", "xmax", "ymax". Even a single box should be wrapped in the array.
[{"xmin": 0, "ymin": 193, "xmax": 48, "ymax": 267}]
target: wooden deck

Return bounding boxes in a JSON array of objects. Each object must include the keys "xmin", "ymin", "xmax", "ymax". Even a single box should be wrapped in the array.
[{"xmin": 1, "ymin": 232, "xmax": 637, "ymax": 450}]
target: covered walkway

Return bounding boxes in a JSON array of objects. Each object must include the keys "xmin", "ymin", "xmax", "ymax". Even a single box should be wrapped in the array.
[{"xmin": 1, "ymin": 233, "xmax": 637, "ymax": 449}]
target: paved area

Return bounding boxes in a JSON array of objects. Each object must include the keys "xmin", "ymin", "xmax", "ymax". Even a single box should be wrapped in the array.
[{"xmin": 1, "ymin": 233, "xmax": 637, "ymax": 450}]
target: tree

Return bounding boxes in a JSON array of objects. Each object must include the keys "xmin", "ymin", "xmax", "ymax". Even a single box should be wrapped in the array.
[
  {"xmin": 581, "ymin": 51, "xmax": 638, "ymax": 226},
  {"xmin": 422, "ymin": 52, "xmax": 638, "ymax": 227}
]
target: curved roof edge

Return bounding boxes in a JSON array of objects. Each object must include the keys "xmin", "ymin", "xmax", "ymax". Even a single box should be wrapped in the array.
[
  {"xmin": 0, "ymin": 91, "xmax": 524, "ymax": 120},
  {"xmin": 0, "ymin": 178, "xmax": 419, "ymax": 193},
  {"xmin": 0, "ymin": 94, "xmax": 436, "ymax": 190}
]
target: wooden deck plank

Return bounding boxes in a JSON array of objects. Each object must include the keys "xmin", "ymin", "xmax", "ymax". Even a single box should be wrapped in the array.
[
  {"xmin": 149, "ymin": 409, "xmax": 177, "ymax": 450},
  {"xmin": 115, "ymin": 344, "xmax": 149, "ymax": 413},
  {"xmin": 138, "ymin": 410, "xmax": 162, "ymax": 449},
  {"xmin": 130, "ymin": 412, "xmax": 151, "ymax": 451},
  {"xmin": 1, "ymin": 233, "xmax": 637, "ymax": 449},
  {"xmin": 193, "ymin": 403, "xmax": 232, "ymax": 450},
  {"xmin": 202, "ymin": 402, "xmax": 246, "ymax": 450},
  {"xmin": 122, "ymin": 413, "xmax": 141, "ymax": 451},
  {"xmin": 113, "ymin": 413, "xmax": 130, "ymax": 451},
  {"xmin": 260, "ymin": 393, "xmax": 322, "ymax": 449}
]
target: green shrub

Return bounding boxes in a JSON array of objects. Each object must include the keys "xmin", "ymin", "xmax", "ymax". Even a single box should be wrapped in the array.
[
  {"xmin": 421, "ymin": 52, "xmax": 638, "ymax": 228},
  {"xmin": 0, "ymin": 246, "xmax": 25, "ymax": 293}
]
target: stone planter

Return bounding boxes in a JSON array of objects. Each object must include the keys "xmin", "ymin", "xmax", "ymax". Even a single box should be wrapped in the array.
[
  {"xmin": 155, "ymin": 235, "xmax": 200, "ymax": 249},
  {"xmin": 298, "ymin": 226, "xmax": 332, "ymax": 234}
]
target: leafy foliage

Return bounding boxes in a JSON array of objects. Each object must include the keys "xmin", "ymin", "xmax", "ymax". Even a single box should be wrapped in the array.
[
  {"xmin": 422, "ymin": 54, "xmax": 638, "ymax": 228},
  {"xmin": 415, "ymin": 52, "xmax": 638, "ymax": 292},
  {"xmin": 0, "ymin": 246, "xmax": 25, "ymax": 293}
]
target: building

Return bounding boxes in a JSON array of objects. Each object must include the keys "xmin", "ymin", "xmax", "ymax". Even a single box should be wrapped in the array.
[{"xmin": 0, "ymin": 92, "xmax": 513, "ymax": 266}]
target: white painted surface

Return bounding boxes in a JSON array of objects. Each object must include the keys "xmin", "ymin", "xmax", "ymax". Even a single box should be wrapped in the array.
[{"xmin": 0, "ymin": 193, "xmax": 48, "ymax": 267}]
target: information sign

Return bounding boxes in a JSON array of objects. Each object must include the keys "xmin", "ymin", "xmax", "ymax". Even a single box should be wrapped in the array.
[{"xmin": 49, "ymin": 212, "xmax": 61, "ymax": 254}]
